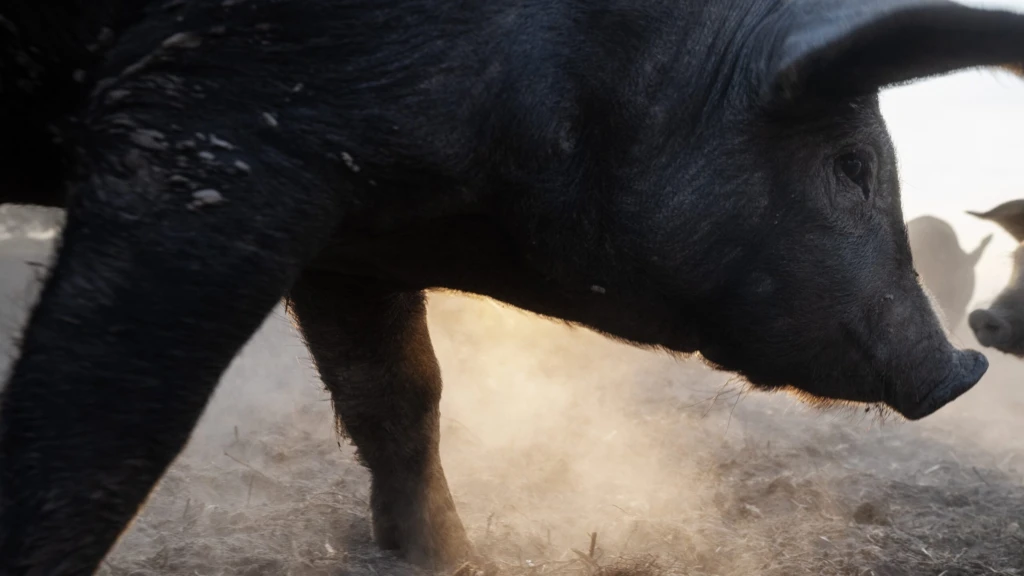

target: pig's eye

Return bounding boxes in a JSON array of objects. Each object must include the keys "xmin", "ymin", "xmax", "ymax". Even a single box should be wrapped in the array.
[{"xmin": 836, "ymin": 152, "xmax": 873, "ymax": 199}]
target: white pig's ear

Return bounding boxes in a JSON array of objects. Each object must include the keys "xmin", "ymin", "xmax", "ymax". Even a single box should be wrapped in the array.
[
  {"xmin": 756, "ymin": 0, "xmax": 1024, "ymax": 106},
  {"xmin": 969, "ymin": 200, "xmax": 1024, "ymax": 244}
]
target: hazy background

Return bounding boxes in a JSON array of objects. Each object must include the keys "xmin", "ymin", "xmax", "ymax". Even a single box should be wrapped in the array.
[{"xmin": 885, "ymin": 0, "xmax": 1024, "ymax": 308}]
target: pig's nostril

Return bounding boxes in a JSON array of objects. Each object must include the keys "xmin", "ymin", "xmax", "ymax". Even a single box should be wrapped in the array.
[{"xmin": 969, "ymin": 309, "xmax": 1010, "ymax": 346}]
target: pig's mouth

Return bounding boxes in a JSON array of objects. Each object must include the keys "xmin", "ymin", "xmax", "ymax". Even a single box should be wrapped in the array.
[
  {"xmin": 692, "ymin": 325, "xmax": 987, "ymax": 421},
  {"xmin": 884, "ymin": 349, "xmax": 988, "ymax": 421}
]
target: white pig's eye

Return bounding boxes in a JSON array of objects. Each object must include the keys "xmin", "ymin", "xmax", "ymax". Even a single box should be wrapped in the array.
[{"xmin": 836, "ymin": 151, "xmax": 873, "ymax": 200}]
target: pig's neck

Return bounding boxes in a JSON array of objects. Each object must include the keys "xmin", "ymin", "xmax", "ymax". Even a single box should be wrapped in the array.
[{"xmin": 339, "ymin": 0, "xmax": 782, "ymax": 227}]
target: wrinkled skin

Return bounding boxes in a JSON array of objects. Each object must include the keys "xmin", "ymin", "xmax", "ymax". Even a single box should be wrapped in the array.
[
  {"xmin": 907, "ymin": 216, "xmax": 990, "ymax": 331},
  {"xmin": 0, "ymin": 0, "xmax": 1021, "ymax": 574},
  {"xmin": 969, "ymin": 200, "xmax": 1024, "ymax": 355}
]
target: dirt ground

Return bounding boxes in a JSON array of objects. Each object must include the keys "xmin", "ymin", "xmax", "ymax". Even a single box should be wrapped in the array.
[{"xmin": 3, "ymin": 219, "xmax": 1024, "ymax": 576}]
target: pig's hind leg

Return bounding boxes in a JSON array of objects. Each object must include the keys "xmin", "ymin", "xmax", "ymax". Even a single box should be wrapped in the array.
[
  {"xmin": 0, "ymin": 88, "xmax": 340, "ymax": 575},
  {"xmin": 287, "ymin": 271, "xmax": 472, "ymax": 570}
]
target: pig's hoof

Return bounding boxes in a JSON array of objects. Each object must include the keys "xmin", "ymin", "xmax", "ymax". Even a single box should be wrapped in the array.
[
  {"xmin": 372, "ymin": 492, "xmax": 473, "ymax": 569},
  {"xmin": 403, "ymin": 527, "xmax": 474, "ymax": 570}
]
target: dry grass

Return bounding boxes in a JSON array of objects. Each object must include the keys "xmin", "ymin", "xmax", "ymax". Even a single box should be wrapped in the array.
[{"xmin": 94, "ymin": 312, "xmax": 1024, "ymax": 576}]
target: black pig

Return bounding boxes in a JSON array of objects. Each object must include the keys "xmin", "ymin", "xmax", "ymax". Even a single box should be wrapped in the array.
[{"xmin": 1, "ymin": 0, "xmax": 1022, "ymax": 574}]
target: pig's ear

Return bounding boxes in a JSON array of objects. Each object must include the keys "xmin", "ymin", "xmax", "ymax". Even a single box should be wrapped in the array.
[
  {"xmin": 967, "ymin": 234, "xmax": 993, "ymax": 269},
  {"xmin": 968, "ymin": 200, "xmax": 1024, "ymax": 243},
  {"xmin": 759, "ymin": 0, "xmax": 1024, "ymax": 105}
]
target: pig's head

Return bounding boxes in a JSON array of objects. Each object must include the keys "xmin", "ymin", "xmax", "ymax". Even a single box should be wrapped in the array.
[
  {"xmin": 679, "ymin": 0, "xmax": 1024, "ymax": 419},
  {"xmin": 672, "ymin": 0, "xmax": 1024, "ymax": 419},
  {"xmin": 516, "ymin": 0, "xmax": 1024, "ymax": 421},
  {"xmin": 968, "ymin": 200, "xmax": 1024, "ymax": 356}
]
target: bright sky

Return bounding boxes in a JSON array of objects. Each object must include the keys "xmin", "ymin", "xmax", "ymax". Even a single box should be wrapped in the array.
[{"xmin": 881, "ymin": 0, "xmax": 1024, "ymax": 307}]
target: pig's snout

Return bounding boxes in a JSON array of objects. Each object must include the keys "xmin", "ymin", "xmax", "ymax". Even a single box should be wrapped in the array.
[
  {"xmin": 969, "ymin": 309, "xmax": 1011, "ymax": 348},
  {"xmin": 889, "ymin": 348, "xmax": 987, "ymax": 421}
]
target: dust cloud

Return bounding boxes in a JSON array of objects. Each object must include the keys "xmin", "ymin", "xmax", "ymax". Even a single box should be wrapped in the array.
[{"xmin": 2, "ymin": 202, "xmax": 1024, "ymax": 576}]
